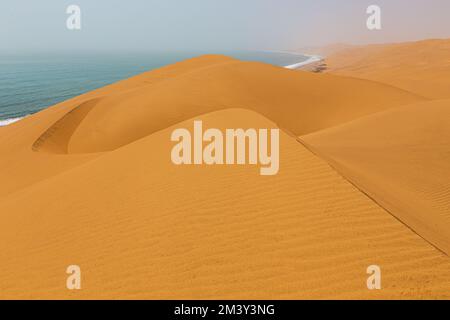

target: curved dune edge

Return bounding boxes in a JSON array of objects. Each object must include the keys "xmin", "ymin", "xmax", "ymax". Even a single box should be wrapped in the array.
[
  {"xmin": 31, "ymin": 55, "xmax": 423, "ymax": 154},
  {"xmin": 301, "ymin": 100, "xmax": 450, "ymax": 255},
  {"xmin": 32, "ymin": 99, "xmax": 100, "ymax": 154},
  {"xmin": 0, "ymin": 56, "xmax": 241, "ymax": 197},
  {"xmin": 0, "ymin": 108, "xmax": 449, "ymax": 299}
]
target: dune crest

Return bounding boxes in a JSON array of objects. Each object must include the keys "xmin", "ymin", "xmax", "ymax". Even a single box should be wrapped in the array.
[{"xmin": 31, "ymin": 55, "xmax": 422, "ymax": 154}]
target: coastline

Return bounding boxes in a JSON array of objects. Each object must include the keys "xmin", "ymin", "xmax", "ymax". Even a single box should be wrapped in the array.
[
  {"xmin": 284, "ymin": 54, "xmax": 323, "ymax": 69},
  {"xmin": 263, "ymin": 50, "xmax": 323, "ymax": 69},
  {"xmin": 0, "ymin": 117, "xmax": 23, "ymax": 127}
]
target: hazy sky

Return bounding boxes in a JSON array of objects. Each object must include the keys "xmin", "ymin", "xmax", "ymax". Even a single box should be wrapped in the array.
[{"xmin": 1, "ymin": 0, "xmax": 450, "ymax": 53}]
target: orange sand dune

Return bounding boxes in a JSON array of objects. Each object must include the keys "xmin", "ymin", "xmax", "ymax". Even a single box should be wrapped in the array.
[
  {"xmin": 0, "ymin": 55, "xmax": 422, "ymax": 197},
  {"xmin": 0, "ymin": 108, "xmax": 449, "ymax": 299},
  {"xmin": 302, "ymin": 99, "xmax": 450, "ymax": 255},
  {"xmin": 0, "ymin": 54, "xmax": 449, "ymax": 299},
  {"xmin": 326, "ymin": 39, "xmax": 450, "ymax": 99},
  {"xmin": 0, "ymin": 55, "xmax": 236, "ymax": 197},
  {"xmin": 31, "ymin": 55, "xmax": 422, "ymax": 154}
]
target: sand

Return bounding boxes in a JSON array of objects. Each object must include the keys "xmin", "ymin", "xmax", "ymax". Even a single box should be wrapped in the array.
[
  {"xmin": 326, "ymin": 39, "xmax": 450, "ymax": 99},
  {"xmin": 32, "ymin": 55, "xmax": 422, "ymax": 154},
  {"xmin": 0, "ymin": 46, "xmax": 449, "ymax": 299},
  {"xmin": 302, "ymin": 100, "xmax": 450, "ymax": 255}
]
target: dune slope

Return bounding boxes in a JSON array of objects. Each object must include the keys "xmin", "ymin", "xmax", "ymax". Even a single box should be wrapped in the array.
[
  {"xmin": 0, "ymin": 108, "xmax": 449, "ymax": 299},
  {"xmin": 302, "ymin": 100, "xmax": 450, "ymax": 255}
]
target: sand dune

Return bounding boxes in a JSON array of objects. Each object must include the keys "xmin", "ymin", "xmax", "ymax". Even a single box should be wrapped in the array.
[
  {"xmin": 302, "ymin": 99, "xmax": 450, "ymax": 255},
  {"xmin": 0, "ymin": 55, "xmax": 422, "ymax": 197},
  {"xmin": 326, "ymin": 39, "xmax": 450, "ymax": 99},
  {"xmin": 31, "ymin": 55, "xmax": 422, "ymax": 154},
  {"xmin": 0, "ymin": 55, "xmax": 236, "ymax": 197},
  {"xmin": 0, "ymin": 52, "xmax": 449, "ymax": 299},
  {"xmin": 1, "ymin": 108, "xmax": 449, "ymax": 299},
  {"xmin": 0, "ymin": 53, "xmax": 420, "ymax": 195}
]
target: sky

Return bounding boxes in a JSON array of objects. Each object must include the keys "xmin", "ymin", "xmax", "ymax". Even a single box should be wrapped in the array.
[{"xmin": 1, "ymin": 0, "xmax": 450, "ymax": 54}]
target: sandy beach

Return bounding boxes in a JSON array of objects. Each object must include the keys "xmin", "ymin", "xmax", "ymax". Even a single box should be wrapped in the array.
[{"xmin": 0, "ymin": 39, "xmax": 449, "ymax": 299}]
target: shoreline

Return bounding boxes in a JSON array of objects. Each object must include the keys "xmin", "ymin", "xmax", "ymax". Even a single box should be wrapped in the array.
[
  {"xmin": 284, "ymin": 54, "xmax": 323, "ymax": 70},
  {"xmin": 263, "ymin": 50, "xmax": 323, "ymax": 69},
  {"xmin": 0, "ymin": 117, "xmax": 24, "ymax": 127}
]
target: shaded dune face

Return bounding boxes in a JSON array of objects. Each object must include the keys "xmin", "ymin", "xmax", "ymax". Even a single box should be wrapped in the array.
[
  {"xmin": 32, "ymin": 99, "xmax": 99, "ymax": 154},
  {"xmin": 32, "ymin": 55, "xmax": 423, "ymax": 154}
]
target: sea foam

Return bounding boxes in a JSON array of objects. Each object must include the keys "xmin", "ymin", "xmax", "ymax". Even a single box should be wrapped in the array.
[{"xmin": 0, "ymin": 117, "xmax": 23, "ymax": 127}]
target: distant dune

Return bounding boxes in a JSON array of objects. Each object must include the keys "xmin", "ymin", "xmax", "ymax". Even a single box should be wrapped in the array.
[
  {"xmin": 326, "ymin": 39, "xmax": 450, "ymax": 99},
  {"xmin": 0, "ymin": 43, "xmax": 449, "ymax": 299},
  {"xmin": 295, "ymin": 43, "xmax": 355, "ymax": 58}
]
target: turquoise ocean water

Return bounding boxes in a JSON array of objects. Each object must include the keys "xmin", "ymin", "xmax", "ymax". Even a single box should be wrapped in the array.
[{"xmin": 0, "ymin": 51, "xmax": 307, "ymax": 125}]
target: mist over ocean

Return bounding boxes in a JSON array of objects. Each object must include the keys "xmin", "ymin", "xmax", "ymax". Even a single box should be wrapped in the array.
[{"xmin": 0, "ymin": 51, "xmax": 307, "ymax": 124}]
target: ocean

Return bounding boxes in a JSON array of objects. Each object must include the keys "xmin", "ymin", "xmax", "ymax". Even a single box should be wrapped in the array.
[{"xmin": 0, "ymin": 51, "xmax": 308, "ymax": 126}]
